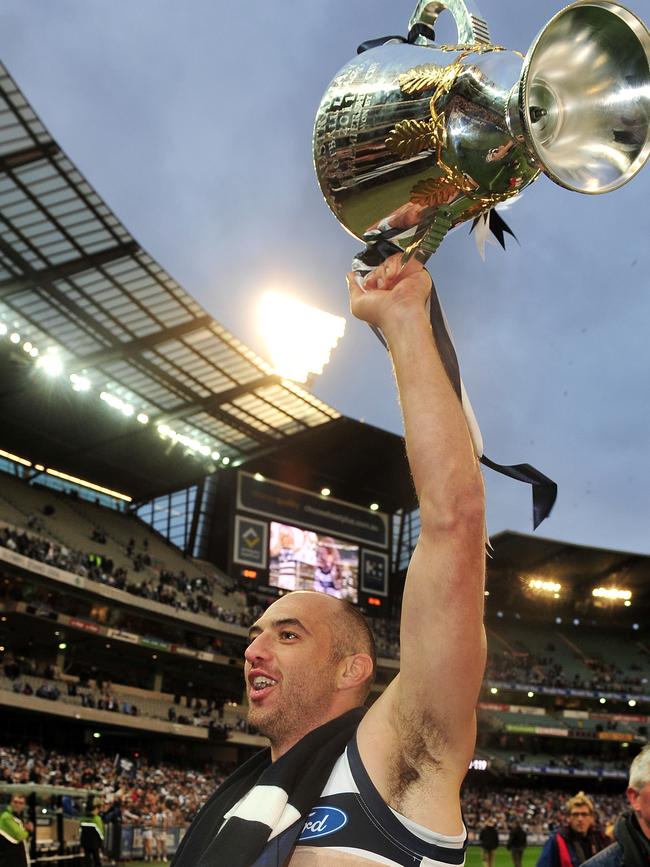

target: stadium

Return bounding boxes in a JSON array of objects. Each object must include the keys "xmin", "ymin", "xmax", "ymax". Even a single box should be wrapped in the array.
[{"xmin": 0, "ymin": 40, "xmax": 649, "ymax": 867}]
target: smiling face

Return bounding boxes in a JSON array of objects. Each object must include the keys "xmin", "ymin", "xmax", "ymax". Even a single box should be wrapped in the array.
[
  {"xmin": 244, "ymin": 592, "xmax": 343, "ymax": 756},
  {"xmin": 243, "ymin": 590, "xmax": 380, "ymax": 759}
]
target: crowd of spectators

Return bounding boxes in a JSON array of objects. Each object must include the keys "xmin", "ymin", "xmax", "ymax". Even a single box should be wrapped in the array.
[
  {"xmin": 0, "ymin": 741, "xmax": 628, "ymax": 838},
  {"xmin": 1, "ymin": 652, "xmax": 260, "ymax": 737},
  {"xmin": 371, "ymin": 617, "xmax": 400, "ymax": 660},
  {"xmin": 462, "ymin": 786, "xmax": 624, "ymax": 838},
  {"xmin": 0, "ymin": 742, "xmax": 231, "ymax": 826},
  {"xmin": 0, "ymin": 523, "xmax": 259, "ymax": 629},
  {"xmin": 485, "ymin": 647, "xmax": 649, "ymax": 697},
  {"xmin": 2, "ymin": 654, "xmax": 141, "ymax": 718},
  {"xmin": 1, "ymin": 522, "xmax": 648, "ymax": 695}
]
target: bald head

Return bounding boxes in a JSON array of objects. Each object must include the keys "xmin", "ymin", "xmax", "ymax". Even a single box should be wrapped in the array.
[{"xmin": 267, "ymin": 591, "xmax": 376, "ymax": 698}]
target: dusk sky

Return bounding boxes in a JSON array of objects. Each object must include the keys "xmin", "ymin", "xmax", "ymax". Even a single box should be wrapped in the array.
[{"xmin": 2, "ymin": 1, "xmax": 649, "ymax": 554}]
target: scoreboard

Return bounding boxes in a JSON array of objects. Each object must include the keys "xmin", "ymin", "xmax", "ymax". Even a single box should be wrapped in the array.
[{"xmin": 230, "ymin": 472, "xmax": 390, "ymax": 612}]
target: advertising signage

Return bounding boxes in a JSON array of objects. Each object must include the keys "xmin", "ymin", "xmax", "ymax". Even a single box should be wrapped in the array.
[{"xmin": 237, "ymin": 472, "xmax": 388, "ymax": 549}]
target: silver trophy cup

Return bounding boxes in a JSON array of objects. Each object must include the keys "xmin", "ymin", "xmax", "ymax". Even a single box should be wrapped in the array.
[{"xmin": 313, "ymin": 0, "xmax": 650, "ymax": 264}]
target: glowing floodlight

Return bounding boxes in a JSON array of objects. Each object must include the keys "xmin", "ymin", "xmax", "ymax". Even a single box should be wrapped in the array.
[
  {"xmin": 70, "ymin": 374, "xmax": 91, "ymax": 392},
  {"xmin": 258, "ymin": 291, "xmax": 346, "ymax": 383},
  {"xmin": 38, "ymin": 350, "xmax": 63, "ymax": 377}
]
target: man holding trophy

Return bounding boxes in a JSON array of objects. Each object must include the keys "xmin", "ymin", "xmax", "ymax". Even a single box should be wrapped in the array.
[
  {"xmin": 173, "ymin": 253, "xmax": 486, "ymax": 867},
  {"xmin": 171, "ymin": 2, "xmax": 648, "ymax": 864}
]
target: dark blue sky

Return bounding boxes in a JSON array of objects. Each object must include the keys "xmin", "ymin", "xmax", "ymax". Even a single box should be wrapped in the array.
[{"xmin": 2, "ymin": 1, "xmax": 649, "ymax": 552}]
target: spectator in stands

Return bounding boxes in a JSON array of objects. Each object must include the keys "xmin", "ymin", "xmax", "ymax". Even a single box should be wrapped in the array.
[
  {"xmin": 480, "ymin": 819, "xmax": 500, "ymax": 867},
  {"xmin": 537, "ymin": 792, "xmax": 609, "ymax": 867},
  {"xmin": 582, "ymin": 745, "xmax": 650, "ymax": 867},
  {"xmin": 0, "ymin": 794, "xmax": 32, "ymax": 867},
  {"xmin": 507, "ymin": 820, "xmax": 528, "ymax": 867},
  {"xmin": 172, "ymin": 258, "xmax": 487, "ymax": 863}
]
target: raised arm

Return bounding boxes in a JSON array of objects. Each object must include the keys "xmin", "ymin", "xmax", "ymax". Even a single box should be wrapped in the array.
[{"xmin": 351, "ymin": 254, "xmax": 486, "ymax": 831}]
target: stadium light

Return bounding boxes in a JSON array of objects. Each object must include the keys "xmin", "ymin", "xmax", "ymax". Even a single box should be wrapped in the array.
[
  {"xmin": 490, "ymin": 687, "xmax": 498, "ymax": 695},
  {"xmin": 599, "ymin": 697, "xmax": 606, "ymax": 704},
  {"xmin": 100, "ymin": 390, "xmax": 133, "ymax": 416},
  {"xmin": 211, "ymin": 450, "xmax": 221, "ymax": 461},
  {"xmin": 629, "ymin": 699, "xmax": 637, "ymax": 707},
  {"xmin": 258, "ymin": 291, "xmax": 346, "ymax": 383},
  {"xmin": 9, "ymin": 332, "xmax": 20, "ymax": 344},
  {"xmin": 321, "ymin": 488, "xmax": 331, "ymax": 497},
  {"xmin": 0, "ymin": 323, "xmax": 6, "ymax": 335},
  {"xmin": 58, "ymin": 642, "xmax": 67, "ymax": 650},
  {"xmin": 137, "ymin": 413, "xmax": 149, "ymax": 424},
  {"xmin": 369, "ymin": 503, "xmax": 379, "ymax": 512},
  {"xmin": 592, "ymin": 587, "xmax": 632, "ymax": 601},
  {"xmin": 0, "ymin": 646, "xmax": 5, "ymax": 652},
  {"xmin": 46, "ymin": 468, "xmax": 132, "ymax": 503},
  {"xmin": 527, "ymin": 578, "xmax": 562, "ymax": 595},
  {"xmin": 22, "ymin": 341, "xmax": 32, "ymax": 353},
  {"xmin": 0, "ymin": 448, "xmax": 31, "ymax": 468},
  {"xmin": 92, "ymin": 732, "xmax": 101, "ymax": 739},
  {"xmin": 38, "ymin": 349, "xmax": 63, "ymax": 377},
  {"xmin": 70, "ymin": 373, "xmax": 90, "ymax": 392},
  {"xmin": 254, "ymin": 473, "xmax": 265, "ymax": 482},
  {"xmin": 527, "ymin": 691, "xmax": 535, "ymax": 698},
  {"xmin": 222, "ymin": 456, "xmax": 230, "ymax": 465},
  {"xmin": 29, "ymin": 347, "xmax": 39, "ymax": 358}
]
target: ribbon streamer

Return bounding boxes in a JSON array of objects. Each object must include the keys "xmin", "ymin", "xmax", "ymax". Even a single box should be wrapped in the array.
[
  {"xmin": 357, "ymin": 24, "xmax": 436, "ymax": 55},
  {"xmin": 470, "ymin": 209, "xmax": 519, "ymax": 259},
  {"xmin": 352, "ymin": 239, "xmax": 557, "ymax": 529}
]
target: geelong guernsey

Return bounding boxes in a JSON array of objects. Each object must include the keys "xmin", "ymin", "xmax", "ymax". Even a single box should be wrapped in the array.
[{"xmin": 275, "ymin": 735, "xmax": 467, "ymax": 866}]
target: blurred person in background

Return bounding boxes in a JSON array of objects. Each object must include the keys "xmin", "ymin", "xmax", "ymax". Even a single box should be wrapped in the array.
[
  {"xmin": 154, "ymin": 800, "xmax": 171, "ymax": 862},
  {"xmin": 0, "ymin": 794, "xmax": 32, "ymax": 867},
  {"xmin": 507, "ymin": 819, "xmax": 528, "ymax": 867},
  {"xmin": 80, "ymin": 799, "xmax": 104, "ymax": 867},
  {"xmin": 480, "ymin": 819, "xmax": 500, "ymax": 867},
  {"xmin": 581, "ymin": 745, "xmax": 650, "ymax": 867},
  {"xmin": 538, "ymin": 792, "xmax": 609, "ymax": 867}
]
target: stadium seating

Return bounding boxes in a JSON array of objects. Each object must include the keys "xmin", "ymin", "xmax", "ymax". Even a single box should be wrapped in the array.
[{"xmin": 0, "ymin": 471, "xmax": 249, "ymax": 618}]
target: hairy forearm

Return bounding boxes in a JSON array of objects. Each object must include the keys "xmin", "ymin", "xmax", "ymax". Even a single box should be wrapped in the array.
[{"xmin": 383, "ymin": 306, "xmax": 484, "ymax": 528}]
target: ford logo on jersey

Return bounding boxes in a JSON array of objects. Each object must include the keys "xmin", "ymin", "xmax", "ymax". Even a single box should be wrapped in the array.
[{"xmin": 298, "ymin": 806, "xmax": 348, "ymax": 840}]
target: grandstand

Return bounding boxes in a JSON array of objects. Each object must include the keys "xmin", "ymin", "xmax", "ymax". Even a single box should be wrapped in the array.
[{"xmin": 0, "ymin": 59, "xmax": 648, "ymax": 865}]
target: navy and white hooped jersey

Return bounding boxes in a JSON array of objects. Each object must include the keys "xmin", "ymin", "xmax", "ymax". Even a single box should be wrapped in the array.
[{"xmin": 284, "ymin": 735, "xmax": 467, "ymax": 866}]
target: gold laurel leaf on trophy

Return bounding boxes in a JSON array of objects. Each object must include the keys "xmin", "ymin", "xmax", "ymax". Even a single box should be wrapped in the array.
[
  {"xmin": 410, "ymin": 177, "xmax": 458, "ymax": 208},
  {"xmin": 385, "ymin": 119, "xmax": 436, "ymax": 159},
  {"xmin": 399, "ymin": 64, "xmax": 448, "ymax": 95}
]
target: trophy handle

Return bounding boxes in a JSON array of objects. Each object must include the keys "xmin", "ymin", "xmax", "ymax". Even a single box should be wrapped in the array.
[{"xmin": 409, "ymin": 0, "xmax": 491, "ymax": 45}]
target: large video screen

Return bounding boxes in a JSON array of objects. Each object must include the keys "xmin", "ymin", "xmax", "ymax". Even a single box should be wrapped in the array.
[{"xmin": 269, "ymin": 521, "xmax": 359, "ymax": 604}]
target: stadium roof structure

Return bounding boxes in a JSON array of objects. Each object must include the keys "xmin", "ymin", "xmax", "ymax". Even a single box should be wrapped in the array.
[
  {"xmin": 489, "ymin": 530, "xmax": 650, "ymax": 613},
  {"xmin": 0, "ymin": 62, "xmax": 368, "ymax": 502}
]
